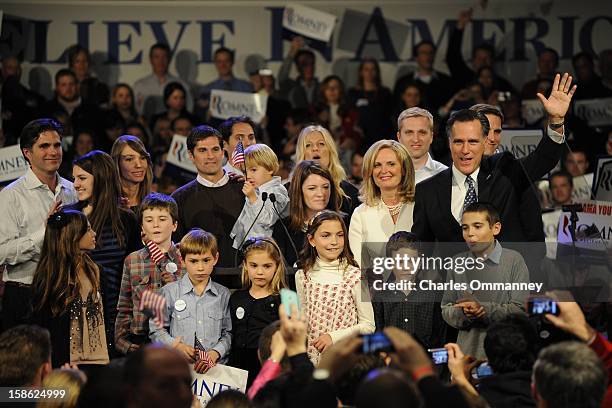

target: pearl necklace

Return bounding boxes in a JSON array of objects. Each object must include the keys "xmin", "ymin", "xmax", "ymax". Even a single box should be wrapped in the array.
[{"xmin": 384, "ymin": 201, "xmax": 404, "ymax": 217}]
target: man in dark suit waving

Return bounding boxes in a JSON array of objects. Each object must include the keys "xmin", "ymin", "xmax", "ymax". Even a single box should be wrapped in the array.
[{"xmin": 412, "ymin": 73, "xmax": 577, "ymax": 244}]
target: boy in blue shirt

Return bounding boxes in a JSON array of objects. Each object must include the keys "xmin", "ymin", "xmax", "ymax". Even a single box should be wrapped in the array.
[{"xmin": 150, "ymin": 228, "xmax": 231, "ymax": 373}]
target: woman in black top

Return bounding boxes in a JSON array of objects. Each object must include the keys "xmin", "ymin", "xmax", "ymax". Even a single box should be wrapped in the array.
[
  {"xmin": 273, "ymin": 161, "xmax": 342, "ymax": 267},
  {"xmin": 149, "ymin": 82, "xmax": 197, "ymax": 133},
  {"xmin": 68, "ymin": 150, "xmax": 142, "ymax": 356},
  {"xmin": 229, "ymin": 238, "xmax": 287, "ymax": 386},
  {"xmin": 348, "ymin": 57, "xmax": 394, "ymax": 147}
]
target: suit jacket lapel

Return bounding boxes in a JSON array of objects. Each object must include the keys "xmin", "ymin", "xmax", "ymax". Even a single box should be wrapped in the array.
[{"xmin": 477, "ymin": 159, "xmax": 493, "ymax": 202}]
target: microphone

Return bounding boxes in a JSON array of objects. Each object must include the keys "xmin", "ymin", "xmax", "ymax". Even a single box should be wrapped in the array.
[
  {"xmin": 268, "ymin": 193, "xmax": 299, "ymax": 265},
  {"xmin": 561, "ymin": 203, "xmax": 584, "ymax": 213},
  {"xmin": 234, "ymin": 192, "xmax": 269, "ymax": 266}
]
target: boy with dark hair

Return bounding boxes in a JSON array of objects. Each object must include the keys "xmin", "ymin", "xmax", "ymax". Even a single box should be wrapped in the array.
[
  {"xmin": 0, "ymin": 325, "xmax": 52, "ymax": 386},
  {"xmin": 115, "ymin": 193, "xmax": 185, "ymax": 355},
  {"xmin": 441, "ymin": 202, "xmax": 530, "ymax": 359},
  {"xmin": 478, "ymin": 314, "xmax": 539, "ymax": 408},
  {"xmin": 372, "ymin": 231, "xmax": 445, "ymax": 350}
]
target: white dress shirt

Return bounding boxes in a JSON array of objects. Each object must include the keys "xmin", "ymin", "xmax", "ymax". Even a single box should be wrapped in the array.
[
  {"xmin": 196, "ymin": 172, "xmax": 229, "ymax": 188},
  {"xmin": 349, "ymin": 200, "xmax": 415, "ymax": 268},
  {"xmin": 450, "ymin": 126, "xmax": 564, "ymax": 223},
  {"xmin": 0, "ymin": 168, "xmax": 77, "ymax": 284},
  {"xmin": 415, "ymin": 153, "xmax": 448, "ymax": 184},
  {"xmin": 451, "ymin": 166, "xmax": 480, "ymax": 223}
]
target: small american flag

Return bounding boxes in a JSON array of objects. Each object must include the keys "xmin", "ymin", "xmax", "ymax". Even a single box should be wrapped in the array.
[
  {"xmin": 139, "ymin": 290, "xmax": 166, "ymax": 328},
  {"xmin": 231, "ymin": 141, "xmax": 245, "ymax": 166},
  {"xmin": 145, "ymin": 240, "xmax": 166, "ymax": 265},
  {"xmin": 194, "ymin": 333, "xmax": 215, "ymax": 369}
]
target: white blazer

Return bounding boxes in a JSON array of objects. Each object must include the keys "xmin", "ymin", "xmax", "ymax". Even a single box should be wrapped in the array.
[{"xmin": 348, "ymin": 201, "xmax": 415, "ymax": 268}]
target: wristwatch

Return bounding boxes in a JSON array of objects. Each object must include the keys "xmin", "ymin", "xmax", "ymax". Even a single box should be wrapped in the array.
[{"xmin": 550, "ymin": 122, "xmax": 564, "ymax": 130}]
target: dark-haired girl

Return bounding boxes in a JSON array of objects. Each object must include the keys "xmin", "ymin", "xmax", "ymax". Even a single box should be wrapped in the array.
[
  {"xmin": 31, "ymin": 210, "xmax": 108, "ymax": 368},
  {"xmin": 295, "ymin": 210, "xmax": 374, "ymax": 364},
  {"xmin": 68, "ymin": 150, "xmax": 142, "ymax": 355}
]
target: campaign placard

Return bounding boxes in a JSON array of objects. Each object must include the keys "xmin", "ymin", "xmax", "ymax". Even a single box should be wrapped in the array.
[
  {"xmin": 594, "ymin": 157, "xmax": 612, "ymax": 201},
  {"xmin": 0, "ymin": 144, "xmax": 29, "ymax": 184},
  {"xmin": 521, "ymin": 99, "xmax": 546, "ymax": 125},
  {"xmin": 572, "ymin": 173, "xmax": 594, "ymax": 201},
  {"xmin": 191, "ymin": 364, "xmax": 248, "ymax": 407},
  {"xmin": 209, "ymin": 90, "xmax": 268, "ymax": 123},
  {"xmin": 282, "ymin": 4, "xmax": 337, "ymax": 43},
  {"xmin": 573, "ymin": 98, "xmax": 612, "ymax": 127},
  {"xmin": 165, "ymin": 134, "xmax": 197, "ymax": 174},
  {"xmin": 497, "ymin": 129, "xmax": 543, "ymax": 159}
]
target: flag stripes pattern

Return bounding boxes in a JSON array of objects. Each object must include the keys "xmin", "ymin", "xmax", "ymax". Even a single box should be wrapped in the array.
[
  {"xmin": 146, "ymin": 240, "xmax": 165, "ymax": 265},
  {"xmin": 139, "ymin": 290, "xmax": 166, "ymax": 328},
  {"xmin": 195, "ymin": 333, "xmax": 215, "ymax": 369},
  {"xmin": 232, "ymin": 141, "xmax": 245, "ymax": 166}
]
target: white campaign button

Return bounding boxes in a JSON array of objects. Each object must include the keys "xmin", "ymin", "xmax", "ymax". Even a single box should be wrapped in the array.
[
  {"xmin": 165, "ymin": 262, "xmax": 178, "ymax": 274},
  {"xmin": 236, "ymin": 307, "xmax": 245, "ymax": 320},
  {"xmin": 175, "ymin": 299, "xmax": 187, "ymax": 312}
]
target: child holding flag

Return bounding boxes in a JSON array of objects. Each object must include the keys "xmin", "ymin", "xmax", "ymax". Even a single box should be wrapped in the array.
[
  {"xmin": 231, "ymin": 144, "xmax": 289, "ymax": 251},
  {"xmin": 150, "ymin": 228, "xmax": 232, "ymax": 373},
  {"xmin": 115, "ymin": 193, "xmax": 184, "ymax": 355}
]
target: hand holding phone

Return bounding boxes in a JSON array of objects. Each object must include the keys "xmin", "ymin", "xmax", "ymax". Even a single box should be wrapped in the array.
[
  {"xmin": 360, "ymin": 332, "xmax": 394, "ymax": 354},
  {"xmin": 428, "ymin": 347, "xmax": 449, "ymax": 365},
  {"xmin": 471, "ymin": 362, "xmax": 493, "ymax": 379},
  {"xmin": 528, "ymin": 297, "xmax": 559, "ymax": 316},
  {"xmin": 280, "ymin": 288, "xmax": 300, "ymax": 317}
]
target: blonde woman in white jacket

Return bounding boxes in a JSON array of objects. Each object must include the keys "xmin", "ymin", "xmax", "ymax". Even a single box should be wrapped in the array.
[{"xmin": 349, "ymin": 140, "xmax": 416, "ymax": 268}]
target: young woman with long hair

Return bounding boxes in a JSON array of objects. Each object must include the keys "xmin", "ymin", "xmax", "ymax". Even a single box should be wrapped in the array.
[
  {"xmin": 31, "ymin": 210, "xmax": 109, "ymax": 368},
  {"xmin": 110, "ymin": 135, "xmax": 153, "ymax": 211},
  {"xmin": 272, "ymin": 160, "xmax": 341, "ymax": 267},
  {"xmin": 69, "ymin": 150, "xmax": 142, "ymax": 354}
]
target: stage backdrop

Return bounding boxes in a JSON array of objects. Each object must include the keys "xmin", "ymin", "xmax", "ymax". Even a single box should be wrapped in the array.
[{"xmin": 1, "ymin": 0, "xmax": 611, "ymax": 99}]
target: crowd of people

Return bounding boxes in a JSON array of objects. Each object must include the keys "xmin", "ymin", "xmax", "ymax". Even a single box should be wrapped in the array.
[{"xmin": 0, "ymin": 8, "xmax": 611, "ymax": 408}]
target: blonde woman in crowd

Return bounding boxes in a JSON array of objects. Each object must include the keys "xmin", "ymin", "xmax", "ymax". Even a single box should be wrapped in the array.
[
  {"xmin": 294, "ymin": 125, "xmax": 360, "ymax": 216},
  {"xmin": 349, "ymin": 140, "xmax": 416, "ymax": 268}
]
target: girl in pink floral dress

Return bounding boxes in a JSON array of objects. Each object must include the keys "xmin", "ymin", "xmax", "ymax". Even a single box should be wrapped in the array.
[{"xmin": 295, "ymin": 211, "xmax": 375, "ymax": 364}]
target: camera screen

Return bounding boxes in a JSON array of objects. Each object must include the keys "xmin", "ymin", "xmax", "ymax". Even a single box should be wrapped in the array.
[
  {"xmin": 362, "ymin": 333, "xmax": 392, "ymax": 353},
  {"xmin": 476, "ymin": 363, "xmax": 494, "ymax": 378},
  {"xmin": 430, "ymin": 348, "xmax": 448, "ymax": 365},
  {"xmin": 532, "ymin": 299, "xmax": 558, "ymax": 315}
]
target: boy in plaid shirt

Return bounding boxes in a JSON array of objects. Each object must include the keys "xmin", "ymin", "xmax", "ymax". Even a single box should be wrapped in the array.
[{"xmin": 115, "ymin": 193, "xmax": 185, "ymax": 354}]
